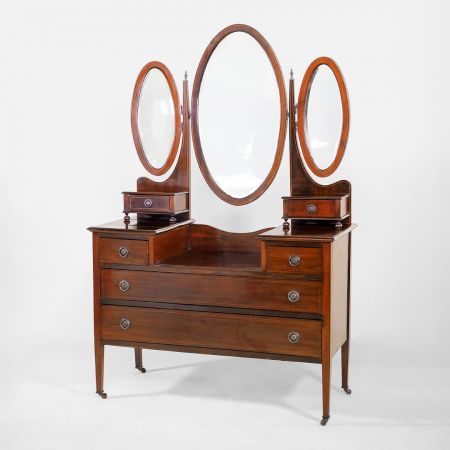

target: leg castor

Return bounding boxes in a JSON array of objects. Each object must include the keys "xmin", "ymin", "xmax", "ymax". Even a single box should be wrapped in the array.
[
  {"xmin": 97, "ymin": 391, "xmax": 107, "ymax": 399},
  {"xmin": 134, "ymin": 348, "xmax": 146, "ymax": 373},
  {"xmin": 320, "ymin": 415, "xmax": 330, "ymax": 426},
  {"xmin": 342, "ymin": 386, "xmax": 352, "ymax": 394}
]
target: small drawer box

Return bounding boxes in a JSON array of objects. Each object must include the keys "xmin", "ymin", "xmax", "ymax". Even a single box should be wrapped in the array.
[
  {"xmin": 265, "ymin": 245, "xmax": 322, "ymax": 274},
  {"xmin": 123, "ymin": 191, "xmax": 189, "ymax": 215},
  {"xmin": 282, "ymin": 195, "xmax": 349, "ymax": 220},
  {"xmin": 99, "ymin": 238, "xmax": 148, "ymax": 265}
]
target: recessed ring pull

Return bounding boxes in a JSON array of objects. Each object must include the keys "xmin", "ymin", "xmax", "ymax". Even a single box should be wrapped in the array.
[
  {"xmin": 306, "ymin": 203, "xmax": 317, "ymax": 214},
  {"xmin": 288, "ymin": 255, "xmax": 301, "ymax": 266},
  {"xmin": 144, "ymin": 199, "xmax": 153, "ymax": 208},
  {"xmin": 119, "ymin": 280, "xmax": 130, "ymax": 292},
  {"xmin": 118, "ymin": 247, "xmax": 129, "ymax": 258},
  {"xmin": 120, "ymin": 318, "xmax": 130, "ymax": 330},
  {"xmin": 288, "ymin": 331, "xmax": 300, "ymax": 344},
  {"xmin": 288, "ymin": 290, "xmax": 300, "ymax": 303}
]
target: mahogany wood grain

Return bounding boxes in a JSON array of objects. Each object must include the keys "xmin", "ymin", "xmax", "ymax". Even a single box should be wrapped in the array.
[
  {"xmin": 283, "ymin": 196, "xmax": 349, "ymax": 220},
  {"xmin": 99, "ymin": 238, "xmax": 148, "ymax": 265},
  {"xmin": 265, "ymin": 246, "xmax": 322, "ymax": 274},
  {"xmin": 190, "ymin": 224, "xmax": 271, "ymax": 253},
  {"xmin": 136, "ymin": 76, "xmax": 190, "ymax": 197},
  {"xmin": 103, "ymin": 340, "xmax": 321, "ymax": 364},
  {"xmin": 131, "ymin": 61, "xmax": 181, "ymax": 176},
  {"xmin": 152, "ymin": 225, "xmax": 189, "ymax": 263},
  {"xmin": 101, "ymin": 269, "xmax": 322, "ymax": 314},
  {"xmin": 191, "ymin": 24, "xmax": 286, "ymax": 206},
  {"xmin": 297, "ymin": 57, "xmax": 350, "ymax": 178},
  {"xmin": 101, "ymin": 305, "xmax": 322, "ymax": 358},
  {"xmin": 286, "ymin": 75, "xmax": 351, "ymax": 228},
  {"xmin": 321, "ymin": 242, "xmax": 332, "ymax": 423},
  {"xmin": 92, "ymin": 234, "xmax": 106, "ymax": 398}
]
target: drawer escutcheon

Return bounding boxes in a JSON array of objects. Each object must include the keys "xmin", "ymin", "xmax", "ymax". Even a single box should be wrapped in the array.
[
  {"xmin": 288, "ymin": 255, "xmax": 301, "ymax": 266},
  {"xmin": 119, "ymin": 318, "xmax": 130, "ymax": 330},
  {"xmin": 287, "ymin": 290, "xmax": 300, "ymax": 303},
  {"xmin": 119, "ymin": 280, "xmax": 130, "ymax": 292},
  {"xmin": 288, "ymin": 331, "xmax": 300, "ymax": 344}
]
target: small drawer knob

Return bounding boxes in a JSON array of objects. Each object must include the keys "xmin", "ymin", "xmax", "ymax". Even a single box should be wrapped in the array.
[
  {"xmin": 288, "ymin": 331, "xmax": 300, "ymax": 344},
  {"xmin": 288, "ymin": 255, "xmax": 301, "ymax": 267},
  {"xmin": 144, "ymin": 198, "xmax": 153, "ymax": 208},
  {"xmin": 306, "ymin": 203, "xmax": 317, "ymax": 214},
  {"xmin": 118, "ymin": 247, "xmax": 129, "ymax": 258},
  {"xmin": 120, "ymin": 318, "xmax": 130, "ymax": 330},
  {"xmin": 119, "ymin": 280, "xmax": 130, "ymax": 292},
  {"xmin": 288, "ymin": 290, "xmax": 300, "ymax": 303}
]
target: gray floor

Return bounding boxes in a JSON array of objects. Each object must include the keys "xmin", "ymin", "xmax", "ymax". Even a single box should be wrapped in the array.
[{"xmin": 1, "ymin": 338, "xmax": 449, "ymax": 450}]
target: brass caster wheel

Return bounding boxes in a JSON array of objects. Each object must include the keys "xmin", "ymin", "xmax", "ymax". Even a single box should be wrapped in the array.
[
  {"xmin": 320, "ymin": 415, "xmax": 330, "ymax": 426},
  {"xmin": 97, "ymin": 391, "xmax": 107, "ymax": 399}
]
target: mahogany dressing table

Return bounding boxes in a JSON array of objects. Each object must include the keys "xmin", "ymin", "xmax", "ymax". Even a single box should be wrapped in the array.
[{"xmin": 89, "ymin": 24, "xmax": 355, "ymax": 425}]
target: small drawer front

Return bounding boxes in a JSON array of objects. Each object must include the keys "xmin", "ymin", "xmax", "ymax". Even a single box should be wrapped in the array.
[
  {"xmin": 101, "ymin": 305, "xmax": 322, "ymax": 358},
  {"xmin": 283, "ymin": 197, "xmax": 349, "ymax": 220},
  {"xmin": 99, "ymin": 239, "xmax": 148, "ymax": 265},
  {"xmin": 101, "ymin": 270, "xmax": 322, "ymax": 314},
  {"xmin": 130, "ymin": 195, "xmax": 170, "ymax": 213},
  {"xmin": 266, "ymin": 246, "xmax": 322, "ymax": 274}
]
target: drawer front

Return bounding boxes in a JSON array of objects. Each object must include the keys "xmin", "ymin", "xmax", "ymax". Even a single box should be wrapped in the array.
[
  {"xmin": 266, "ymin": 246, "xmax": 322, "ymax": 274},
  {"xmin": 130, "ymin": 195, "xmax": 170, "ymax": 212},
  {"xmin": 101, "ymin": 270, "xmax": 322, "ymax": 314},
  {"xmin": 100, "ymin": 239, "xmax": 148, "ymax": 265},
  {"xmin": 101, "ymin": 305, "xmax": 322, "ymax": 358},
  {"xmin": 283, "ymin": 198, "xmax": 348, "ymax": 220}
]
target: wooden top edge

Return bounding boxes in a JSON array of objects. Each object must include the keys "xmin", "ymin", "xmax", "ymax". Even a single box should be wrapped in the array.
[
  {"xmin": 88, "ymin": 219, "xmax": 195, "ymax": 234},
  {"xmin": 282, "ymin": 194, "xmax": 350, "ymax": 200},
  {"xmin": 122, "ymin": 191, "xmax": 189, "ymax": 196},
  {"xmin": 257, "ymin": 223, "xmax": 357, "ymax": 242}
]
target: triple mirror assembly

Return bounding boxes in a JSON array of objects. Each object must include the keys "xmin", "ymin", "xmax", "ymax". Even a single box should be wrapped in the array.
[{"xmin": 123, "ymin": 23, "xmax": 351, "ymax": 227}]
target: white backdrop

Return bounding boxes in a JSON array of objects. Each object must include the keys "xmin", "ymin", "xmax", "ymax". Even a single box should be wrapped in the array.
[{"xmin": 1, "ymin": 1, "xmax": 449, "ymax": 448}]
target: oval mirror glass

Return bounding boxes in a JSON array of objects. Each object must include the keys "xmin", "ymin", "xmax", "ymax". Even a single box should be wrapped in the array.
[
  {"xmin": 131, "ymin": 62, "xmax": 181, "ymax": 176},
  {"xmin": 298, "ymin": 57, "xmax": 350, "ymax": 177},
  {"xmin": 192, "ymin": 25, "xmax": 286, "ymax": 205}
]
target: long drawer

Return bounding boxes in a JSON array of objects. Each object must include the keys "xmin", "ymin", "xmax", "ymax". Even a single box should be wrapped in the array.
[
  {"xmin": 101, "ymin": 269, "xmax": 322, "ymax": 314},
  {"xmin": 101, "ymin": 305, "xmax": 322, "ymax": 358}
]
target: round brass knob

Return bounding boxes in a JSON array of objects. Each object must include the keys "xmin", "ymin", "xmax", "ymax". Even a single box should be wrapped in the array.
[
  {"xmin": 118, "ymin": 247, "xmax": 129, "ymax": 258},
  {"xmin": 307, "ymin": 203, "xmax": 317, "ymax": 214},
  {"xmin": 120, "ymin": 318, "xmax": 130, "ymax": 330},
  {"xmin": 288, "ymin": 331, "xmax": 300, "ymax": 344},
  {"xmin": 288, "ymin": 290, "xmax": 300, "ymax": 303},
  {"xmin": 144, "ymin": 199, "xmax": 153, "ymax": 208},
  {"xmin": 288, "ymin": 255, "xmax": 301, "ymax": 267},
  {"xmin": 119, "ymin": 280, "xmax": 130, "ymax": 292}
]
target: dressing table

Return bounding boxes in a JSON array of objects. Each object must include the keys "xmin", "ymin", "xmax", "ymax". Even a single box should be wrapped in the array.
[{"xmin": 89, "ymin": 24, "xmax": 355, "ymax": 425}]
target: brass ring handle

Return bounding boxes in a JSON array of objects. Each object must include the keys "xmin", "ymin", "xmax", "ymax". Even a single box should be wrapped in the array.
[
  {"xmin": 288, "ymin": 255, "xmax": 301, "ymax": 266},
  {"xmin": 288, "ymin": 290, "xmax": 300, "ymax": 303},
  {"xmin": 120, "ymin": 318, "xmax": 130, "ymax": 330},
  {"xmin": 118, "ymin": 247, "xmax": 129, "ymax": 258},
  {"xmin": 119, "ymin": 280, "xmax": 130, "ymax": 292},
  {"xmin": 144, "ymin": 199, "xmax": 153, "ymax": 208},
  {"xmin": 288, "ymin": 331, "xmax": 300, "ymax": 344}
]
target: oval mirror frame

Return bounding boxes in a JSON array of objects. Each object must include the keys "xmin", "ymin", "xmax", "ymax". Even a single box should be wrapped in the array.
[
  {"xmin": 131, "ymin": 61, "xmax": 181, "ymax": 176},
  {"xmin": 191, "ymin": 24, "xmax": 287, "ymax": 206},
  {"xmin": 297, "ymin": 57, "xmax": 350, "ymax": 178}
]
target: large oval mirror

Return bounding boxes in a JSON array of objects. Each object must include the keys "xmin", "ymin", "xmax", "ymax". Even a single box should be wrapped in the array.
[
  {"xmin": 298, "ymin": 57, "xmax": 350, "ymax": 178},
  {"xmin": 131, "ymin": 61, "xmax": 181, "ymax": 176},
  {"xmin": 191, "ymin": 24, "xmax": 286, "ymax": 205}
]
